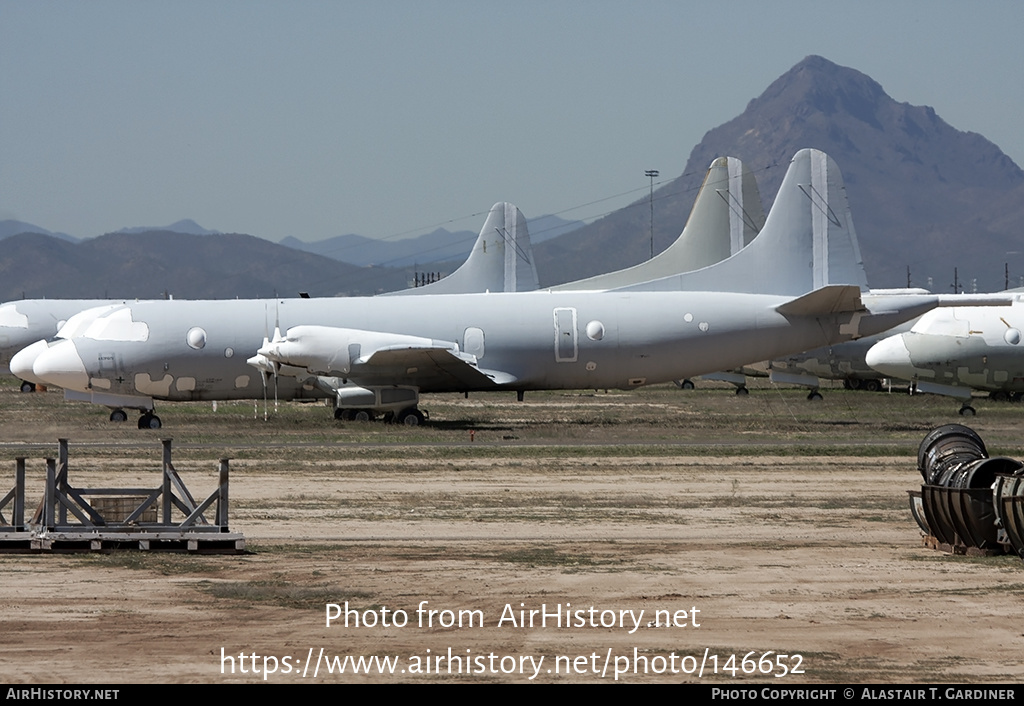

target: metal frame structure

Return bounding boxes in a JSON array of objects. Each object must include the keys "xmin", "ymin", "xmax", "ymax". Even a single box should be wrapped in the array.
[{"xmin": 0, "ymin": 439, "xmax": 244, "ymax": 553}]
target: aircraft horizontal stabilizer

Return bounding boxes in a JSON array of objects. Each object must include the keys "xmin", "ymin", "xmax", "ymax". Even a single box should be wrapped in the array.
[
  {"xmin": 775, "ymin": 285, "xmax": 864, "ymax": 316},
  {"xmin": 935, "ymin": 294, "xmax": 1014, "ymax": 307}
]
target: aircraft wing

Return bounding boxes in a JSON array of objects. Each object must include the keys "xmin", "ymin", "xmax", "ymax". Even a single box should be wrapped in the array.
[
  {"xmin": 255, "ymin": 324, "xmax": 516, "ymax": 391},
  {"xmin": 357, "ymin": 346, "xmax": 517, "ymax": 389}
]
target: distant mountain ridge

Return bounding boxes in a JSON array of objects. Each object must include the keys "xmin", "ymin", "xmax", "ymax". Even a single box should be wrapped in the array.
[
  {"xmin": 114, "ymin": 219, "xmax": 221, "ymax": 236},
  {"xmin": 280, "ymin": 229, "xmax": 481, "ymax": 268},
  {"xmin": 6, "ymin": 55, "xmax": 1024, "ymax": 296},
  {"xmin": 0, "ymin": 231, "xmax": 409, "ymax": 300},
  {"xmin": 3, "ymin": 213, "xmax": 582, "ymax": 271},
  {"xmin": 0, "ymin": 220, "xmax": 79, "ymax": 243},
  {"xmin": 0, "ymin": 210, "xmax": 583, "ymax": 299},
  {"xmin": 280, "ymin": 214, "xmax": 581, "ymax": 267}
]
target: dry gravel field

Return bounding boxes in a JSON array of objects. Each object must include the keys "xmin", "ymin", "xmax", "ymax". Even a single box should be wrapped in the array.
[{"xmin": 0, "ymin": 378, "xmax": 1022, "ymax": 684}]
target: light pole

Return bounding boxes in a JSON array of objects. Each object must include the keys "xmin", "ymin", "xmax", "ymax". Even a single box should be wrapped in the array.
[{"xmin": 645, "ymin": 169, "xmax": 659, "ymax": 259}]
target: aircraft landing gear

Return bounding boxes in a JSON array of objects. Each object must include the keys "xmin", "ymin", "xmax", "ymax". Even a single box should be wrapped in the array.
[
  {"xmin": 138, "ymin": 412, "xmax": 162, "ymax": 429},
  {"xmin": 807, "ymin": 391, "xmax": 823, "ymax": 401},
  {"xmin": 679, "ymin": 379, "xmax": 695, "ymax": 390},
  {"xmin": 19, "ymin": 381, "xmax": 36, "ymax": 393},
  {"xmin": 735, "ymin": 386, "xmax": 749, "ymax": 396},
  {"xmin": 109, "ymin": 409, "xmax": 128, "ymax": 423},
  {"xmin": 958, "ymin": 404, "xmax": 976, "ymax": 417},
  {"xmin": 862, "ymin": 379, "xmax": 882, "ymax": 393}
]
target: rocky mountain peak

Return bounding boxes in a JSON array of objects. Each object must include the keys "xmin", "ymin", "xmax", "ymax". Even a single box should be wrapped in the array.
[{"xmin": 536, "ymin": 55, "xmax": 1024, "ymax": 291}]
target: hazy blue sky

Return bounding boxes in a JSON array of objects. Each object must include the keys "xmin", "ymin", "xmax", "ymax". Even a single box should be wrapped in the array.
[{"xmin": 3, "ymin": 1, "xmax": 1023, "ymax": 243}]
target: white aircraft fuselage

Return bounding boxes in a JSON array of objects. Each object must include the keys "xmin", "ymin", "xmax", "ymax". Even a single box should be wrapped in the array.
[
  {"xmin": 866, "ymin": 297, "xmax": 1024, "ymax": 400},
  {"xmin": 28, "ymin": 289, "xmax": 935, "ymax": 410}
]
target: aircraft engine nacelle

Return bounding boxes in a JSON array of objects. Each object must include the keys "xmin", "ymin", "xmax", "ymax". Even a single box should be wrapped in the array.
[{"xmin": 258, "ymin": 325, "xmax": 460, "ymax": 376}]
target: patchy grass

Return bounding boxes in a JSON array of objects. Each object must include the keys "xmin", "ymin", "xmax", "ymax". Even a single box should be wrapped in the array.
[
  {"xmin": 198, "ymin": 579, "xmax": 373, "ymax": 609},
  {"xmin": 76, "ymin": 552, "xmax": 231, "ymax": 575}
]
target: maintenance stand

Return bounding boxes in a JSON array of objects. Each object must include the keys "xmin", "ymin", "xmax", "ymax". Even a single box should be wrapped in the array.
[{"xmin": 0, "ymin": 438, "xmax": 245, "ymax": 553}]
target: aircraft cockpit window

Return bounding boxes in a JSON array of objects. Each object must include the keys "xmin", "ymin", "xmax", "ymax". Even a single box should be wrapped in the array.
[
  {"xmin": 81, "ymin": 307, "xmax": 150, "ymax": 342},
  {"xmin": 910, "ymin": 312, "xmax": 969, "ymax": 338},
  {"xmin": 57, "ymin": 304, "xmax": 126, "ymax": 339}
]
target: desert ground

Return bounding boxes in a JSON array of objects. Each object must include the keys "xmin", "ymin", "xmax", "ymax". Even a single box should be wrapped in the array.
[{"xmin": 0, "ymin": 378, "xmax": 1022, "ymax": 684}]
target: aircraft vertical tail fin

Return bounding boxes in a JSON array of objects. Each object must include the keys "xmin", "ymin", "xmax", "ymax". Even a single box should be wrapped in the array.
[
  {"xmin": 697, "ymin": 155, "xmax": 764, "ymax": 258},
  {"xmin": 616, "ymin": 149, "xmax": 869, "ymax": 296},
  {"xmin": 552, "ymin": 157, "xmax": 763, "ymax": 291},
  {"xmin": 387, "ymin": 202, "xmax": 540, "ymax": 296}
]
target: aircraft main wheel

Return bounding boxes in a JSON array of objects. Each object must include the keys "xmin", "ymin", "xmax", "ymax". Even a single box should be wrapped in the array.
[
  {"xmin": 138, "ymin": 413, "xmax": 162, "ymax": 429},
  {"xmin": 333, "ymin": 407, "xmax": 345, "ymax": 420},
  {"xmin": 990, "ymin": 390, "xmax": 1010, "ymax": 402},
  {"xmin": 353, "ymin": 409, "xmax": 371, "ymax": 422},
  {"xmin": 19, "ymin": 381, "xmax": 36, "ymax": 393},
  {"xmin": 109, "ymin": 409, "xmax": 128, "ymax": 423},
  {"xmin": 680, "ymin": 379, "xmax": 695, "ymax": 390},
  {"xmin": 398, "ymin": 407, "xmax": 425, "ymax": 426},
  {"xmin": 863, "ymin": 379, "xmax": 882, "ymax": 393},
  {"xmin": 844, "ymin": 379, "xmax": 859, "ymax": 390},
  {"xmin": 735, "ymin": 386, "xmax": 749, "ymax": 396},
  {"xmin": 958, "ymin": 405, "xmax": 977, "ymax": 417},
  {"xmin": 807, "ymin": 391, "xmax": 823, "ymax": 401}
]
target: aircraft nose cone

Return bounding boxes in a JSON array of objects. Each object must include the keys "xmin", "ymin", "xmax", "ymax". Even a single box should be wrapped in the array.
[
  {"xmin": 10, "ymin": 340, "xmax": 50, "ymax": 385},
  {"xmin": 865, "ymin": 335, "xmax": 915, "ymax": 378},
  {"xmin": 32, "ymin": 340, "xmax": 90, "ymax": 391}
]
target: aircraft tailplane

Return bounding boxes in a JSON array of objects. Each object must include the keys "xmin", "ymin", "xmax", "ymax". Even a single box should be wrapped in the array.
[{"xmin": 775, "ymin": 285, "xmax": 864, "ymax": 316}]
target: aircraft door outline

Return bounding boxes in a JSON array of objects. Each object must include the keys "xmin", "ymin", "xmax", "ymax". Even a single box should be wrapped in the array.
[
  {"xmin": 464, "ymin": 327, "xmax": 485, "ymax": 359},
  {"xmin": 553, "ymin": 307, "xmax": 578, "ymax": 363}
]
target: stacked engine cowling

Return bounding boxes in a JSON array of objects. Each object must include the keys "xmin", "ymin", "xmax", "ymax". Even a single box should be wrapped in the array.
[{"xmin": 911, "ymin": 424, "xmax": 1024, "ymax": 560}]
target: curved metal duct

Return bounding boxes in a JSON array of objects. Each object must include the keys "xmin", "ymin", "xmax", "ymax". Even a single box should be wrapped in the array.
[{"xmin": 914, "ymin": 425, "xmax": 1024, "ymax": 557}]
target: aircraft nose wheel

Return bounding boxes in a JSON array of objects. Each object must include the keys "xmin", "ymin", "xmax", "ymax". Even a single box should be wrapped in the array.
[
  {"xmin": 19, "ymin": 381, "xmax": 36, "ymax": 393},
  {"xmin": 138, "ymin": 412, "xmax": 162, "ymax": 429}
]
